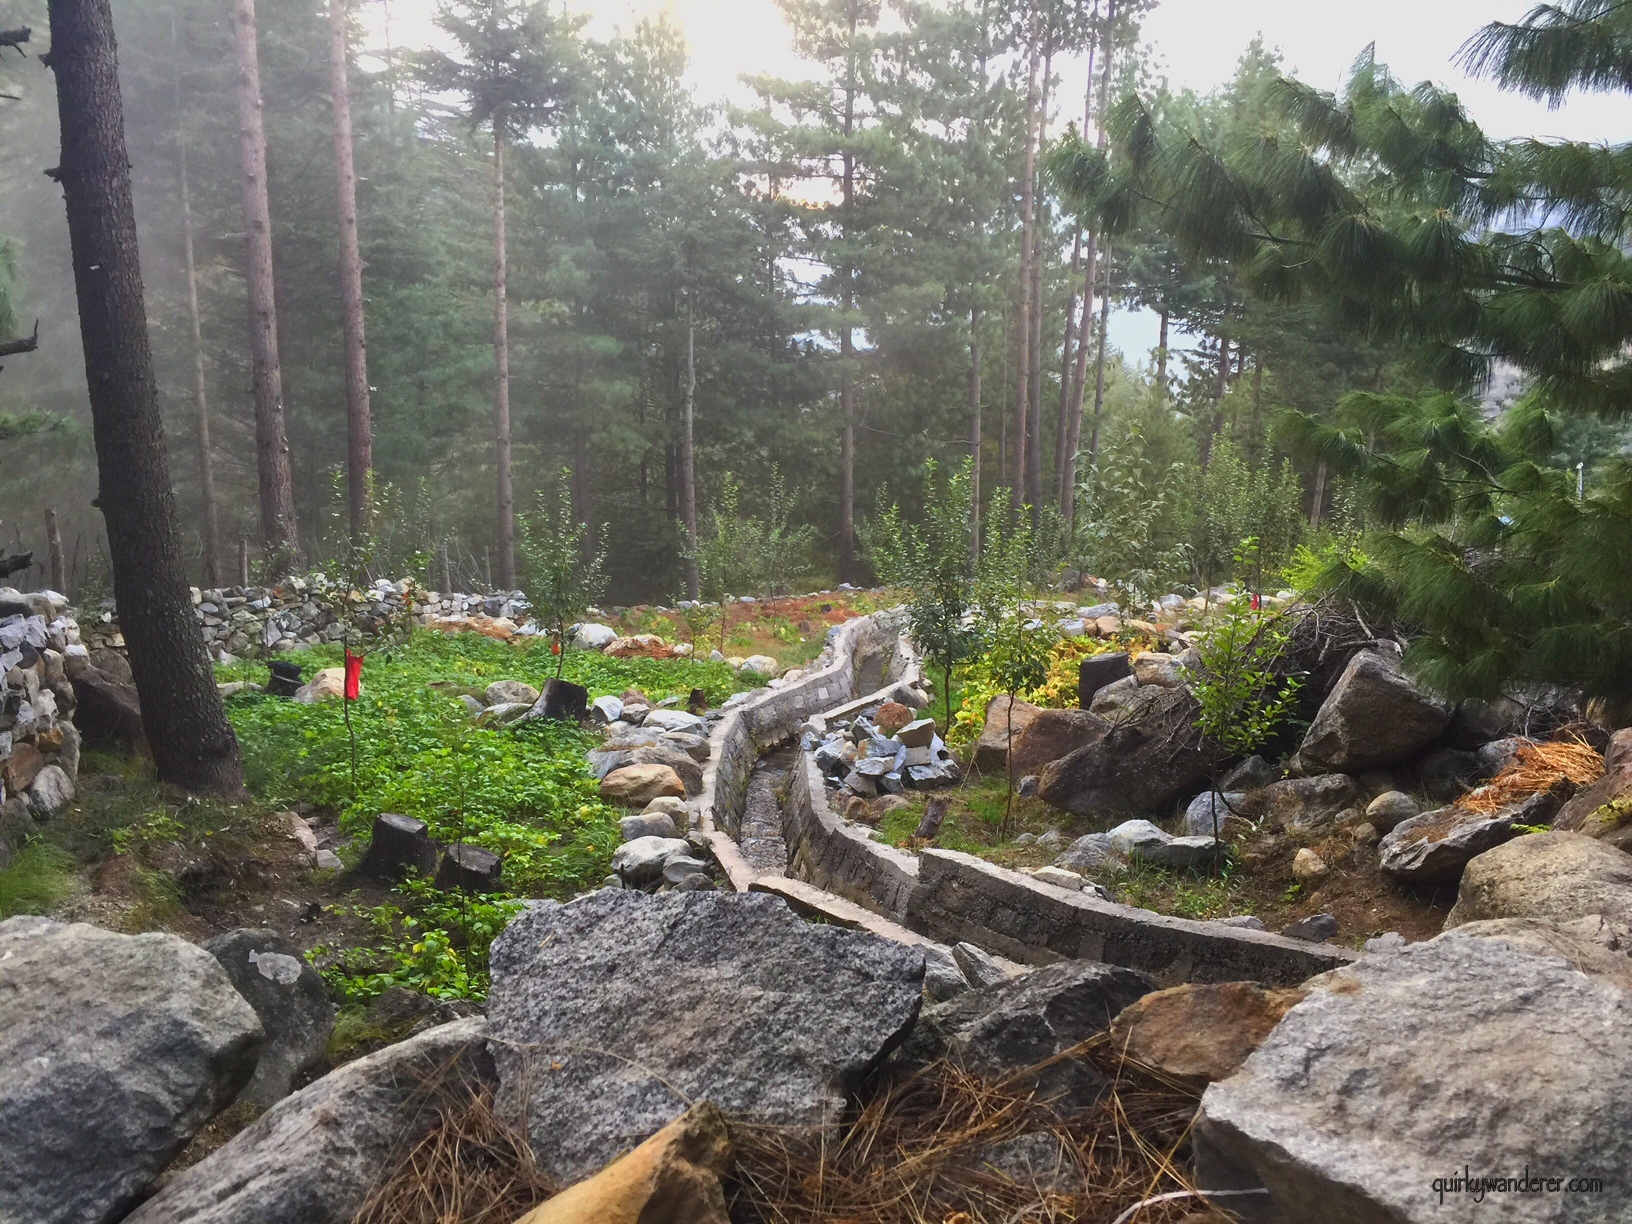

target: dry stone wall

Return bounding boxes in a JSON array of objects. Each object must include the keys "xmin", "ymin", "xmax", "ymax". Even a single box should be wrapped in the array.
[{"xmin": 0, "ymin": 589, "xmax": 83, "ymax": 867}]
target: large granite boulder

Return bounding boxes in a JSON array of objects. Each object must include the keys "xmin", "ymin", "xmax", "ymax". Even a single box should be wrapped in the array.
[
  {"xmin": 973, "ymin": 695, "xmax": 1041, "ymax": 773},
  {"xmin": 486, "ymin": 890, "xmax": 924, "ymax": 1182},
  {"xmin": 1378, "ymin": 792, "xmax": 1560, "ymax": 884},
  {"xmin": 1442, "ymin": 916, "xmax": 1632, "ymax": 993},
  {"xmin": 1006, "ymin": 708, "xmax": 1109, "ymax": 778},
  {"xmin": 125, "ymin": 1018, "xmax": 494, "ymax": 1224},
  {"xmin": 1037, "ymin": 685, "xmax": 1213, "ymax": 816},
  {"xmin": 202, "ymin": 928, "xmax": 335, "ymax": 1106},
  {"xmin": 1444, "ymin": 831, "xmax": 1632, "ymax": 928},
  {"xmin": 1296, "ymin": 649, "xmax": 1451, "ymax": 773},
  {"xmin": 0, "ymin": 917, "xmax": 263, "ymax": 1224},
  {"xmin": 1553, "ymin": 727, "xmax": 1632, "ymax": 851},
  {"xmin": 900, "ymin": 959, "xmax": 1154, "ymax": 1102},
  {"xmin": 599, "ymin": 763, "xmax": 687, "ymax": 806},
  {"xmin": 1198, "ymin": 933, "xmax": 1632, "ymax": 1223}
]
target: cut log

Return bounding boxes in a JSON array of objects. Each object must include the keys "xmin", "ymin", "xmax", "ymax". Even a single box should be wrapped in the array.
[
  {"xmin": 538, "ymin": 677, "xmax": 588, "ymax": 722},
  {"xmin": 434, "ymin": 843, "xmax": 502, "ymax": 893},
  {"xmin": 358, "ymin": 813, "xmax": 437, "ymax": 881}
]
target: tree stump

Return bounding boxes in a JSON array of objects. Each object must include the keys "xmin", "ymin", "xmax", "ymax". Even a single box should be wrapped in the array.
[
  {"xmin": 914, "ymin": 796, "xmax": 950, "ymax": 842},
  {"xmin": 266, "ymin": 660, "xmax": 303, "ymax": 698},
  {"xmin": 687, "ymin": 687, "xmax": 709, "ymax": 715},
  {"xmin": 435, "ymin": 843, "xmax": 502, "ymax": 893},
  {"xmin": 1078, "ymin": 652, "xmax": 1132, "ymax": 708},
  {"xmin": 538, "ymin": 677, "xmax": 588, "ymax": 721},
  {"xmin": 359, "ymin": 813, "xmax": 437, "ymax": 880}
]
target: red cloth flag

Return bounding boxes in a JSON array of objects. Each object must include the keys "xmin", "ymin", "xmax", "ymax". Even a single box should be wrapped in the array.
[{"xmin": 343, "ymin": 649, "xmax": 363, "ymax": 701}]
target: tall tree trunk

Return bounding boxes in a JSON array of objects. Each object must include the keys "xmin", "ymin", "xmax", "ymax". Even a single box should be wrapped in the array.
[
  {"xmin": 1010, "ymin": 8, "xmax": 1041, "ymax": 513},
  {"xmin": 1052, "ymin": 226, "xmax": 1081, "ymax": 508},
  {"xmin": 1025, "ymin": 41, "xmax": 1052, "ymax": 516},
  {"xmin": 49, "ymin": 0, "xmax": 244, "ymax": 794},
  {"xmin": 492, "ymin": 126, "xmax": 515, "ymax": 590},
  {"xmin": 681, "ymin": 295, "xmax": 699, "ymax": 600},
  {"xmin": 1249, "ymin": 359, "xmax": 1264, "ymax": 464},
  {"xmin": 1200, "ymin": 332, "xmax": 1229, "ymax": 467},
  {"xmin": 233, "ymin": 0, "xmax": 298, "ymax": 573},
  {"xmin": 175, "ymin": 77, "xmax": 220, "ymax": 586},
  {"xmin": 1310, "ymin": 459, "xmax": 1328, "ymax": 529},
  {"xmin": 969, "ymin": 307, "xmax": 983, "ymax": 562},
  {"xmin": 837, "ymin": 15, "xmax": 859, "ymax": 582},
  {"xmin": 329, "ymin": 0, "xmax": 372, "ymax": 544},
  {"xmin": 1156, "ymin": 307, "xmax": 1169, "ymax": 396},
  {"xmin": 1087, "ymin": 243, "xmax": 1113, "ymax": 460},
  {"xmin": 1061, "ymin": 0, "xmax": 1115, "ymax": 525}
]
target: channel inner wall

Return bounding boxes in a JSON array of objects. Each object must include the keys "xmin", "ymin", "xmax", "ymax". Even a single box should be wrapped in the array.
[{"xmin": 697, "ymin": 611, "xmax": 1357, "ymax": 988}]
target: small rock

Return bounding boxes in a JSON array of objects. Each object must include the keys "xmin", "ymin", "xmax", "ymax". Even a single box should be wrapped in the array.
[
  {"xmin": 26, "ymin": 764, "xmax": 74, "ymax": 818},
  {"xmin": 313, "ymin": 849, "xmax": 343, "ymax": 870},
  {"xmin": 1183, "ymin": 790, "xmax": 1245, "ymax": 837},
  {"xmin": 661, "ymin": 856, "xmax": 710, "ymax": 886},
  {"xmin": 1281, "ymin": 913, "xmax": 1338, "ymax": 943},
  {"xmin": 1291, "ymin": 847, "xmax": 1329, "ymax": 884},
  {"xmin": 1055, "ymin": 832, "xmax": 1118, "ymax": 872},
  {"xmin": 895, "ymin": 717, "xmax": 936, "ymax": 747},
  {"xmin": 921, "ymin": 944, "xmax": 971, "ymax": 1001},
  {"xmin": 600, "ymin": 764, "xmax": 686, "ymax": 807},
  {"xmin": 590, "ymin": 695, "xmax": 625, "ymax": 724},
  {"xmin": 1208, "ymin": 915, "xmax": 1266, "ymax": 930},
  {"xmin": 643, "ymin": 709, "xmax": 705, "ymax": 735},
  {"xmin": 1363, "ymin": 931, "xmax": 1407, "ymax": 953},
  {"xmin": 642, "ymin": 795, "xmax": 688, "ymax": 819},
  {"xmin": 611, "ymin": 835, "xmax": 691, "ymax": 884},
  {"xmin": 1017, "ymin": 774, "xmax": 1039, "ymax": 798},
  {"xmin": 485, "ymin": 679, "xmax": 540, "ymax": 707},
  {"xmin": 1032, "ymin": 865, "xmax": 1083, "ymax": 891},
  {"xmin": 203, "ymin": 929, "xmax": 334, "ymax": 1107},
  {"xmin": 1035, "ymin": 828, "xmax": 1062, "ymax": 849},
  {"xmin": 620, "ymin": 811, "xmax": 680, "ymax": 841},
  {"xmin": 1109, "ymin": 982, "xmax": 1307, "ymax": 1083},
  {"xmin": 874, "ymin": 702, "xmax": 913, "ymax": 736},
  {"xmin": 572, "ymin": 623, "xmax": 618, "ymax": 651},
  {"xmin": 952, "ymin": 941, "xmax": 1008, "ymax": 989},
  {"xmin": 740, "ymin": 654, "xmax": 779, "ymax": 676}
]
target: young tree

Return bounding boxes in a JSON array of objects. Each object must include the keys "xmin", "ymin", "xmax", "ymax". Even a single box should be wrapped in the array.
[
  {"xmin": 865, "ymin": 459, "xmax": 980, "ymax": 731},
  {"xmin": 519, "ymin": 472, "xmax": 606, "ymax": 678},
  {"xmin": 233, "ymin": 0, "xmax": 300, "ymax": 572},
  {"xmin": 421, "ymin": 0, "xmax": 578, "ymax": 590},
  {"xmin": 47, "ymin": 0, "xmax": 244, "ymax": 793},
  {"xmin": 329, "ymin": 0, "xmax": 372, "ymax": 541},
  {"xmin": 1191, "ymin": 579, "xmax": 1301, "ymax": 850}
]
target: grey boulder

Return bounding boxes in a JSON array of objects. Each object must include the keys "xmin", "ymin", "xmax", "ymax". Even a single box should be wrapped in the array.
[
  {"xmin": 900, "ymin": 959, "xmax": 1153, "ymax": 1102},
  {"xmin": 1378, "ymin": 792, "xmax": 1559, "ymax": 883},
  {"xmin": 202, "ymin": 929, "xmax": 334, "ymax": 1106},
  {"xmin": 1445, "ymin": 831, "xmax": 1632, "ymax": 928},
  {"xmin": 1054, "ymin": 832, "xmax": 1119, "ymax": 872},
  {"xmin": 1296, "ymin": 649, "xmax": 1451, "ymax": 772},
  {"xmin": 619, "ymin": 811, "xmax": 680, "ymax": 841},
  {"xmin": 486, "ymin": 890, "xmax": 924, "ymax": 1182},
  {"xmin": 125, "ymin": 1018, "xmax": 493, "ymax": 1224},
  {"xmin": 1183, "ymin": 790, "xmax": 1245, "ymax": 837},
  {"xmin": 1198, "ymin": 933, "xmax": 1632, "ymax": 1223},
  {"xmin": 0, "ymin": 917, "xmax": 263, "ymax": 1224}
]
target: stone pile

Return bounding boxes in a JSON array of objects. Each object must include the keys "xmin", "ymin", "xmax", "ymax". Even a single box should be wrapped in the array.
[
  {"xmin": 806, "ymin": 706, "xmax": 960, "ymax": 799},
  {"xmin": 0, "ymin": 587, "xmax": 82, "ymax": 866}
]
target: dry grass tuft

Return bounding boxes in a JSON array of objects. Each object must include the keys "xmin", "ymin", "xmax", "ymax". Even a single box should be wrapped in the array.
[
  {"xmin": 349, "ymin": 1039, "xmax": 1229, "ymax": 1224},
  {"xmin": 727, "ymin": 1036, "xmax": 1225, "ymax": 1224},
  {"xmin": 351, "ymin": 1085, "xmax": 555, "ymax": 1224},
  {"xmin": 1455, "ymin": 738, "xmax": 1603, "ymax": 816}
]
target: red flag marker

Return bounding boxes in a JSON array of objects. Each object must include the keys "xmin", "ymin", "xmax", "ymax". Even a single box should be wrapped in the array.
[{"xmin": 343, "ymin": 649, "xmax": 363, "ymax": 700}]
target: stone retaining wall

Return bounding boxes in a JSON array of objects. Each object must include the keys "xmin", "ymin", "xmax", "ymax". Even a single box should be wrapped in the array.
[
  {"xmin": 696, "ymin": 611, "xmax": 919, "ymax": 861},
  {"xmin": 693, "ymin": 607, "xmax": 1360, "ymax": 987},
  {"xmin": 0, "ymin": 590, "xmax": 83, "ymax": 868},
  {"xmin": 905, "ymin": 849, "xmax": 1356, "ymax": 986},
  {"xmin": 784, "ymin": 750, "xmax": 920, "ymax": 922}
]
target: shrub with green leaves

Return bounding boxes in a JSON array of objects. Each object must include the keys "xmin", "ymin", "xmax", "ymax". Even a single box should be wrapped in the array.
[{"xmin": 520, "ymin": 470, "xmax": 608, "ymax": 677}]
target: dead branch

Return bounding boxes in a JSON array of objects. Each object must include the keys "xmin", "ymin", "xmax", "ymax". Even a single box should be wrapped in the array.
[
  {"xmin": 0, "ymin": 320, "xmax": 40, "ymax": 359},
  {"xmin": 0, "ymin": 27, "xmax": 29, "ymax": 57}
]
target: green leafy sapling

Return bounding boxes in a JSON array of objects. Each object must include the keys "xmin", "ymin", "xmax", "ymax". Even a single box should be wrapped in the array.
[
  {"xmin": 864, "ymin": 460, "xmax": 981, "ymax": 733},
  {"xmin": 519, "ymin": 471, "xmax": 608, "ymax": 679},
  {"xmin": 1190, "ymin": 542, "xmax": 1303, "ymax": 855}
]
